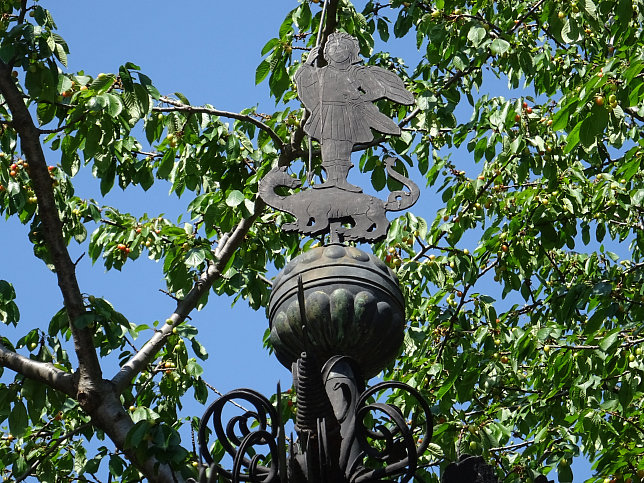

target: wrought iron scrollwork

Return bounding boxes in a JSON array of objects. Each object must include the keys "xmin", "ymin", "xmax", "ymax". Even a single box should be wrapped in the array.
[
  {"xmin": 198, "ymin": 388, "xmax": 282, "ymax": 482},
  {"xmin": 352, "ymin": 381, "xmax": 433, "ymax": 483}
]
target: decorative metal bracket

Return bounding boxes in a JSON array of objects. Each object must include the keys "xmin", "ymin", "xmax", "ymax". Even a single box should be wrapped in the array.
[{"xmin": 194, "ymin": 355, "xmax": 432, "ymax": 483}]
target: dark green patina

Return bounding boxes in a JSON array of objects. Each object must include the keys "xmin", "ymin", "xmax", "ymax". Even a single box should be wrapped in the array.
[{"xmin": 268, "ymin": 244, "xmax": 405, "ymax": 378}]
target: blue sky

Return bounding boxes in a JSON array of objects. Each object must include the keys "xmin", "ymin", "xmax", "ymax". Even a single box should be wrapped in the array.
[{"xmin": 1, "ymin": 1, "xmax": 596, "ymax": 480}]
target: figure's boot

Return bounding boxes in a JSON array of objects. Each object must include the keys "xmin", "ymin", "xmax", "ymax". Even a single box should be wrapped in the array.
[
  {"xmin": 315, "ymin": 141, "xmax": 362, "ymax": 192},
  {"xmin": 315, "ymin": 160, "xmax": 362, "ymax": 192}
]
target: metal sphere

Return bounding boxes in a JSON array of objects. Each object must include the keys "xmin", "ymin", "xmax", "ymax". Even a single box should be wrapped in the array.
[{"xmin": 268, "ymin": 245, "xmax": 405, "ymax": 379}]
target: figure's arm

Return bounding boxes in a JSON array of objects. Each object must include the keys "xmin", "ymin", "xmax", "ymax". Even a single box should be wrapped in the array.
[
  {"xmin": 295, "ymin": 50, "xmax": 321, "ymax": 112},
  {"xmin": 304, "ymin": 46, "xmax": 321, "ymax": 66}
]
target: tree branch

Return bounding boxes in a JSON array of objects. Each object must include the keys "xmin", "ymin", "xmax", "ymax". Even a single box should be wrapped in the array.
[
  {"xmin": 111, "ymin": 202, "xmax": 265, "ymax": 393},
  {"xmin": 0, "ymin": 62, "xmax": 180, "ymax": 483},
  {"xmin": 489, "ymin": 438, "xmax": 535, "ymax": 452},
  {"xmin": 88, "ymin": 384, "xmax": 179, "ymax": 482},
  {"xmin": 319, "ymin": 0, "xmax": 340, "ymax": 52},
  {"xmin": 624, "ymin": 106, "xmax": 644, "ymax": 123},
  {"xmin": 154, "ymin": 96, "xmax": 285, "ymax": 149},
  {"xmin": 0, "ymin": 342, "xmax": 75, "ymax": 397},
  {"xmin": 0, "ymin": 61, "xmax": 103, "ymax": 406}
]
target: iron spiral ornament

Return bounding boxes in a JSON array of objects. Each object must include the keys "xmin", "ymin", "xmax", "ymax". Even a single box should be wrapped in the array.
[{"xmin": 197, "ymin": 388, "xmax": 281, "ymax": 482}]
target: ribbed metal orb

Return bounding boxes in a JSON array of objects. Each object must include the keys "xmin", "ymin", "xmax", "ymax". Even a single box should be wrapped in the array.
[{"xmin": 268, "ymin": 245, "xmax": 405, "ymax": 379}]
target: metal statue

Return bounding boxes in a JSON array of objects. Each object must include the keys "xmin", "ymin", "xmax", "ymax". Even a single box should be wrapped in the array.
[
  {"xmin": 295, "ymin": 31, "xmax": 414, "ymax": 192},
  {"xmin": 259, "ymin": 32, "xmax": 419, "ymax": 243}
]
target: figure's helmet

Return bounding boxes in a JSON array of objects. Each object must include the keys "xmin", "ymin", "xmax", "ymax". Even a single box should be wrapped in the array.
[{"xmin": 324, "ymin": 31, "xmax": 360, "ymax": 65}]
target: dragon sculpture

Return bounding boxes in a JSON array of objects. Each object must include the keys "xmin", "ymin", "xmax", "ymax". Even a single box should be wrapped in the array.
[{"xmin": 259, "ymin": 157, "xmax": 419, "ymax": 243}]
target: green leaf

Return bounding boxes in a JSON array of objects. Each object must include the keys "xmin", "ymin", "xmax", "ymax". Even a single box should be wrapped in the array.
[
  {"xmin": 584, "ymin": 0, "xmax": 598, "ymax": 19},
  {"xmin": 490, "ymin": 39, "xmax": 510, "ymax": 55},
  {"xmin": 551, "ymin": 106, "xmax": 571, "ymax": 132},
  {"xmin": 125, "ymin": 421, "xmax": 150, "ymax": 448},
  {"xmin": 436, "ymin": 365, "xmax": 460, "ymax": 400},
  {"xmin": 0, "ymin": 281, "xmax": 16, "ymax": 302},
  {"xmin": 255, "ymin": 60, "xmax": 271, "ymax": 85},
  {"xmin": 73, "ymin": 313, "xmax": 95, "ymax": 329},
  {"xmin": 185, "ymin": 248, "xmax": 207, "ymax": 268},
  {"xmin": 89, "ymin": 74, "xmax": 115, "ymax": 93},
  {"xmin": 261, "ymin": 38, "xmax": 280, "ymax": 56},
  {"xmin": 190, "ymin": 338, "xmax": 208, "ymax": 360},
  {"xmin": 579, "ymin": 117, "xmax": 596, "ymax": 148},
  {"xmin": 186, "ymin": 358, "xmax": 204, "ymax": 377},
  {"xmin": 616, "ymin": 0, "xmax": 633, "ymax": 27},
  {"xmin": 294, "ymin": 3, "xmax": 311, "ymax": 29},
  {"xmin": 225, "ymin": 190, "xmax": 245, "ymax": 207},
  {"xmin": 55, "ymin": 43, "xmax": 68, "ymax": 67},
  {"xmin": 467, "ymin": 26, "xmax": 486, "ymax": 47},
  {"xmin": 108, "ymin": 455, "xmax": 124, "ymax": 477},
  {"xmin": 105, "ymin": 93, "xmax": 123, "ymax": 117},
  {"xmin": 599, "ymin": 331, "xmax": 619, "ymax": 352},
  {"xmin": 100, "ymin": 159, "xmax": 117, "ymax": 195},
  {"xmin": 558, "ymin": 462, "xmax": 573, "ymax": 482},
  {"xmin": 596, "ymin": 223, "xmax": 606, "ymax": 242},
  {"xmin": 564, "ymin": 120, "xmax": 583, "ymax": 153},
  {"xmin": 377, "ymin": 18, "xmax": 390, "ymax": 42},
  {"xmin": 371, "ymin": 165, "xmax": 386, "ymax": 191},
  {"xmin": 137, "ymin": 73, "xmax": 160, "ymax": 100},
  {"xmin": 36, "ymin": 102, "xmax": 56, "ymax": 126},
  {"xmin": 9, "ymin": 401, "xmax": 28, "ymax": 437}
]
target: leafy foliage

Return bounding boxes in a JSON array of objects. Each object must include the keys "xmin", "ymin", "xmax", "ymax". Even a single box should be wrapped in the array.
[{"xmin": 0, "ymin": 0, "xmax": 643, "ymax": 481}]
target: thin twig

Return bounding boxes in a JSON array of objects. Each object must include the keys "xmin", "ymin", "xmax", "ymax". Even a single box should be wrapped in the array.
[
  {"xmin": 489, "ymin": 438, "xmax": 535, "ymax": 452},
  {"xmin": 155, "ymin": 96, "xmax": 285, "ymax": 149},
  {"xmin": 202, "ymin": 380, "xmax": 250, "ymax": 413},
  {"xmin": 159, "ymin": 289, "xmax": 182, "ymax": 303},
  {"xmin": 16, "ymin": 422, "xmax": 93, "ymax": 482}
]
